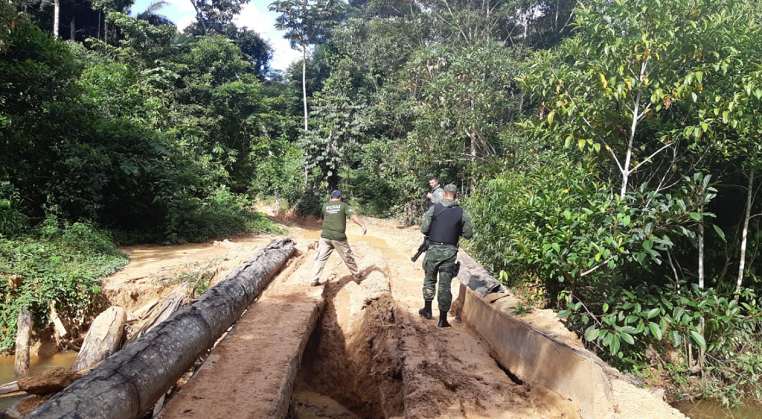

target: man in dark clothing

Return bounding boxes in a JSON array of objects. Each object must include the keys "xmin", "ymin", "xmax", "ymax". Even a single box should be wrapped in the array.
[
  {"xmin": 310, "ymin": 190, "xmax": 367, "ymax": 286},
  {"xmin": 427, "ymin": 177, "xmax": 444, "ymax": 207},
  {"xmin": 419, "ymin": 184, "xmax": 474, "ymax": 327}
]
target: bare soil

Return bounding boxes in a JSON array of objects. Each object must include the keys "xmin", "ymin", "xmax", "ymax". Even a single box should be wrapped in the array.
[{"xmin": 101, "ymin": 205, "xmax": 684, "ymax": 419}]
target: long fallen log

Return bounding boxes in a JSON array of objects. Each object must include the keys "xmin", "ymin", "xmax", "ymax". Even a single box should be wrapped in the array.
[{"xmin": 26, "ymin": 237, "xmax": 296, "ymax": 419}]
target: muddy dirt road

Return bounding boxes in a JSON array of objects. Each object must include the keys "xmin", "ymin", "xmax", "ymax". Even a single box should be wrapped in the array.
[{"xmin": 103, "ymin": 209, "xmax": 682, "ymax": 419}]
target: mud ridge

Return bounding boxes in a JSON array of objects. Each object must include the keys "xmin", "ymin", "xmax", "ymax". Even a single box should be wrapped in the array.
[{"xmin": 294, "ymin": 243, "xmax": 404, "ymax": 419}]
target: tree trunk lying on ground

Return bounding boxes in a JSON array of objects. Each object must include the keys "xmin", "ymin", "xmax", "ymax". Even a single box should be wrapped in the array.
[
  {"xmin": 450, "ymin": 251, "xmax": 508, "ymax": 322},
  {"xmin": 456, "ymin": 251, "xmax": 507, "ymax": 297},
  {"xmin": 48, "ymin": 301, "xmax": 69, "ymax": 348},
  {"xmin": 25, "ymin": 237, "xmax": 296, "ymax": 419},
  {"xmin": 71, "ymin": 307, "xmax": 127, "ymax": 372}
]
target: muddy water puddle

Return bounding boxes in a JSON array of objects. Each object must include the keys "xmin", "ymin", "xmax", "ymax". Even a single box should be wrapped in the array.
[
  {"xmin": 673, "ymin": 399, "xmax": 762, "ymax": 419},
  {"xmin": 292, "ymin": 391, "xmax": 359, "ymax": 419},
  {"xmin": 0, "ymin": 351, "xmax": 78, "ymax": 410}
]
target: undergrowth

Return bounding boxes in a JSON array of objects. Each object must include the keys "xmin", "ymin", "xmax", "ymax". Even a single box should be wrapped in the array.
[{"xmin": 0, "ymin": 219, "xmax": 128, "ymax": 353}]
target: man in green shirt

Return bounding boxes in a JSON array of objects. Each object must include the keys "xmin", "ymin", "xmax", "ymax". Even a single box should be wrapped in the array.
[
  {"xmin": 419, "ymin": 184, "xmax": 474, "ymax": 327},
  {"xmin": 310, "ymin": 190, "xmax": 367, "ymax": 286}
]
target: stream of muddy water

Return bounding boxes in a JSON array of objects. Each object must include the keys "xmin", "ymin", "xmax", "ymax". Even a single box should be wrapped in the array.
[{"xmin": 0, "ymin": 351, "xmax": 78, "ymax": 410}]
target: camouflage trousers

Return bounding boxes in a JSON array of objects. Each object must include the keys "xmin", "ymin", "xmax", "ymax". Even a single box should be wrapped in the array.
[{"xmin": 422, "ymin": 244, "xmax": 458, "ymax": 313}]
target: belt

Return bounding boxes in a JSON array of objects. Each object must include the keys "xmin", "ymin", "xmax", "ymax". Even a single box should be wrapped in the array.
[{"xmin": 429, "ymin": 241, "xmax": 456, "ymax": 246}]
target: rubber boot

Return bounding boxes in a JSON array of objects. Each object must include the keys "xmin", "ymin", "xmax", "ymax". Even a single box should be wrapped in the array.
[
  {"xmin": 418, "ymin": 300, "xmax": 433, "ymax": 320},
  {"xmin": 437, "ymin": 311, "xmax": 451, "ymax": 328}
]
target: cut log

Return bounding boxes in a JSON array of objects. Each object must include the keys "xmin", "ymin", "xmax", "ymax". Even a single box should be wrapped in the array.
[
  {"xmin": 18, "ymin": 368, "xmax": 79, "ymax": 396},
  {"xmin": 0, "ymin": 381, "xmax": 20, "ymax": 396},
  {"xmin": 14, "ymin": 307, "xmax": 33, "ymax": 377},
  {"xmin": 1, "ymin": 364, "xmax": 97, "ymax": 399},
  {"xmin": 49, "ymin": 301, "xmax": 68, "ymax": 347},
  {"xmin": 26, "ymin": 237, "xmax": 296, "ymax": 419},
  {"xmin": 126, "ymin": 288, "xmax": 187, "ymax": 344},
  {"xmin": 71, "ymin": 307, "xmax": 127, "ymax": 372},
  {"xmin": 456, "ymin": 251, "xmax": 507, "ymax": 297}
]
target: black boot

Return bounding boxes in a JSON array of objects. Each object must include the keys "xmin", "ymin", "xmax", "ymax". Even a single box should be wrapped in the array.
[
  {"xmin": 437, "ymin": 311, "xmax": 451, "ymax": 328},
  {"xmin": 418, "ymin": 300, "xmax": 433, "ymax": 320}
]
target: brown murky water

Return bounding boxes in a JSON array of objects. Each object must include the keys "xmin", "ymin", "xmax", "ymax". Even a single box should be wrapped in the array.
[
  {"xmin": 0, "ymin": 351, "xmax": 78, "ymax": 410},
  {"xmin": 672, "ymin": 399, "xmax": 762, "ymax": 419}
]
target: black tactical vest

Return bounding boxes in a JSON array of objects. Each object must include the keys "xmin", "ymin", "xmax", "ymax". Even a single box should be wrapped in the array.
[{"xmin": 428, "ymin": 203, "xmax": 464, "ymax": 245}]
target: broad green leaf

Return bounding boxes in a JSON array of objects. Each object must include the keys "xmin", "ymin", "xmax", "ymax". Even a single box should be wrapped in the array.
[
  {"xmin": 646, "ymin": 308, "xmax": 660, "ymax": 319},
  {"xmin": 584, "ymin": 326, "xmax": 600, "ymax": 342},
  {"xmin": 689, "ymin": 330, "xmax": 707, "ymax": 351},
  {"xmin": 609, "ymin": 335, "xmax": 621, "ymax": 355},
  {"xmin": 713, "ymin": 225, "xmax": 726, "ymax": 242},
  {"xmin": 620, "ymin": 331, "xmax": 635, "ymax": 345},
  {"xmin": 649, "ymin": 322, "xmax": 663, "ymax": 340},
  {"xmin": 619, "ymin": 325, "xmax": 638, "ymax": 334}
]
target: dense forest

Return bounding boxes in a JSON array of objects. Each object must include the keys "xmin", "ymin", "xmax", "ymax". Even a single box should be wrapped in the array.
[{"xmin": 2, "ymin": 0, "xmax": 762, "ymax": 407}]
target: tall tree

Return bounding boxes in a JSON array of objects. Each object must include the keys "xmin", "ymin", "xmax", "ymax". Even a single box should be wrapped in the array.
[
  {"xmin": 134, "ymin": 0, "xmax": 173, "ymax": 26},
  {"xmin": 187, "ymin": 0, "xmax": 246, "ymax": 35},
  {"xmin": 520, "ymin": 0, "xmax": 731, "ymax": 199},
  {"xmin": 269, "ymin": 0, "xmax": 344, "ymax": 131},
  {"xmin": 222, "ymin": 25, "xmax": 273, "ymax": 80}
]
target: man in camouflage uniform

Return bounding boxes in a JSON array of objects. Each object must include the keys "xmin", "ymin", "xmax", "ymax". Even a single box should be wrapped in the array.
[
  {"xmin": 419, "ymin": 184, "xmax": 473, "ymax": 327},
  {"xmin": 426, "ymin": 176, "xmax": 445, "ymax": 207},
  {"xmin": 310, "ymin": 190, "xmax": 367, "ymax": 286}
]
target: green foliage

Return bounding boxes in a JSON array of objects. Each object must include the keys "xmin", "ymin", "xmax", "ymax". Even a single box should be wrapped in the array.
[
  {"xmin": 0, "ymin": 182, "xmax": 28, "ymax": 237},
  {"xmin": 269, "ymin": 0, "xmax": 345, "ymax": 50},
  {"xmin": 559, "ymin": 283, "xmax": 762, "ymax": 407},
  {"xmin": 159, "ymin": 186, "xmax": 283, "ymax": 244},
  {"xmin": 347, "ymin": 169, "xmax": 397, "ymax": 217},
  {"xmin": 0, "ymin": 224, "xmax": 127, "ymax": 352},
  {"xmin": 469, "ymin": 156, "xmax": 712, "ymax": 291}
]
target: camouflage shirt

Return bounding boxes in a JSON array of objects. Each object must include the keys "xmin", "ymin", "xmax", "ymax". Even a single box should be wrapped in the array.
[{"xmin": 429, "ymin": 185, "xmax": 445, "ymax": 205}]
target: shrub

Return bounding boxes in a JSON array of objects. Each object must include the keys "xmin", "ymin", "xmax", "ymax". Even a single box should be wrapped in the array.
[
  {"xmin": 0, "ymin": 224, "xmax": 127, "ymax": 352},
  {"xmin": 0, "ymin": 182, "xmax": 28, "ymax": 237}
]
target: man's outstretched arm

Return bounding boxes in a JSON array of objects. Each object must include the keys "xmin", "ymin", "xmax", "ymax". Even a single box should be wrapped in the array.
[{"xmin": 350, "ymin": 214, "xmax": 367, "ymax": 235}]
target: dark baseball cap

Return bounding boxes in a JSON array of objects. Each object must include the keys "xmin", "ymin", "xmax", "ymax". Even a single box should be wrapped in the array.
[{"xmin": 330, "ymin": 190, "xmax": 342, "ymax": 198}]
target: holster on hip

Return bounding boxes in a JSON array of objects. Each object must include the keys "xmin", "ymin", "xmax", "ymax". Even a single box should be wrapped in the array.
[{"xmin": 439, "ymin": 261, "xmax": 461, "ymax": 276}]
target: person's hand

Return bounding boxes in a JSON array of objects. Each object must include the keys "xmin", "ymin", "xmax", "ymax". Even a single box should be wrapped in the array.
[
  {"xmin": 426, "ymin": 192, "xmax": 432, "ymax": 199},
  {"xmin": 362, "ymin": 226, "xmax": 367, "ymax": 235}
]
